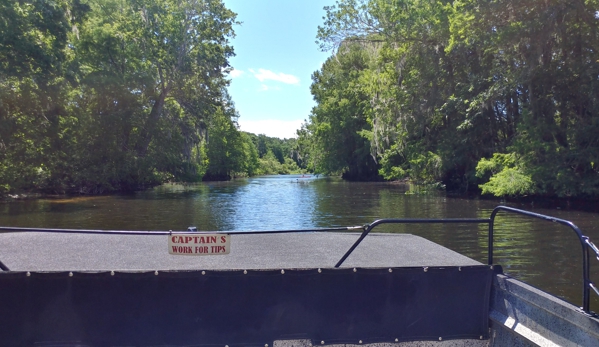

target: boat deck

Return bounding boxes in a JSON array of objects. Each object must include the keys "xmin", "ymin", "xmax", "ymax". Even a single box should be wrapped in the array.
[
  {"xmin": 0, "ymin": 231, "xmax": 493, "ymax": 346},
  {"xmin": 0, "ymin": 232, "xmax": 481, "ymax": 271},
  {"xmin": 1, "ymin": 207, "xmax": 598, "ymax": 346}
]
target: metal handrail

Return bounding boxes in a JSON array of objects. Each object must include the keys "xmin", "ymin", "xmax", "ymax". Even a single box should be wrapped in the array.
[
  {"xmin": 0, "ymin": 225, "xmax": 363, "ymax": 235},
  {"xmin": 335, "ymin": 206, "xmax": 597, "ymax": 314},
  {"xmin": 586, "ymin": 238, "xmax": 599, "ymax": 262},
  {"xmin": 334, "ymin": 218, "xmax": 491, "ymax": 268},
  {"xmin": 488, "ymin": 206, "xmax": 594, "ymax": 313}
]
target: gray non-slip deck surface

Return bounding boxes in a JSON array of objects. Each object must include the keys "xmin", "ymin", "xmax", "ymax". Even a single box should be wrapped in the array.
[{"xmin": 0, "ymin": 232, "xmax": 481, "ymax": 271}]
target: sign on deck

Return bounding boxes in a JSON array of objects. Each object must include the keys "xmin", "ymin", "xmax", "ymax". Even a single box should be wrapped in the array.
[{"xmin": 168, "ymin": 234, "xmax": 230, "ymax": 255}]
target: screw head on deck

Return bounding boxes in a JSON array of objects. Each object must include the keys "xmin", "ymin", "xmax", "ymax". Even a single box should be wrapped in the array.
[
  {"xmin": 459, "ymin": 267, "xmax": 462, "ymax": 271},
  {"xmin": 243, "ymin": 270, "xmax": 247, "ymax": 275},
  {"xmin": 110, "ymin": 271, "xmax": 115, "ymax": 276},
  {"xmin": 318, "ymin": 268, "xmax": 322, "ymax": 273},
  {"xmin": 69, "ymin": 272, "xmax": 73, "ymax": 277},
  {"xmin": 320, "ymin": 341, "xmax": 325, "ymax": 345},
  {"xmin": 353, "ymin": 268, "xmax": 357, "ymax": 272},
  {"xmin": 388, "ymin": 268, "xmax": 393, "ymax": 273},
  {"xmin": 490, "ymin": 265, "xmax": 494, "ymax": 270},
  {"xmin": 202, "ymin": 271, "xmax": 206, "ymax": 275},
  {"xmin": 26, "ymin": 272, "xmax": 30, "ymax": 277},
  {"xmin": 395, "ymin": 338, "xmax": 398, "ymax": 342},
  {"xmin": 439, "ymin": 337, "xmax": 442, "ymax": 341},
  {"xmin": 281, "ymin": 269, "xmax": 285, "ymax": 274},
  {"xmin": 265, "ymin": 344, "xmax": 268, "ymax": 347},
  {"xmin": 480, "ymin": 335, "xmax": 483, "ymax": 339},
  {"xmin": 359, "ymin": 340, "xmax": 362, "ymax": 344},
  {"xmin": 154, "ymin": 271, "xmax": 159, "ymax": 276},
  {"xmin": 424, "ymin": 267, "xmax": 429, "ymax": 272}
]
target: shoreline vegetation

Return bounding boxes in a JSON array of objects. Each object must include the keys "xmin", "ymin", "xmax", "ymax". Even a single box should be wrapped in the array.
[{"xmin": 3, "ymin": 1, "xmax": 599, "ymax": 205}]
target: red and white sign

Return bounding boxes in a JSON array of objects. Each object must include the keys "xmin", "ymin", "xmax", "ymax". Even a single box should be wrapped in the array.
[{"xmin": 168, "ymin": 234, "xmax": 230, "ymax": 255}]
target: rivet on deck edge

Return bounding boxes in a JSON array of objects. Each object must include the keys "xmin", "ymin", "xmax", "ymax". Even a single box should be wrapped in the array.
[
  {"xmin": 459, "ymin": 267, "xmax": 462, "ymax": 271},
  {"xmin": 353, "ymin": 268, "xmax": 357, "ymax": 272},
  {"xmin": 480, "ymin": 336, "xmax": 483, "ymax": 339},
  {"xmin": 359, "ymin": 340, "xmax": 362, "ymax": 344},
  {"xmin": 424, "ymin": 267, "xmax": 428, "ymax": 272},
  {"xmin": 281, "ymin": 269, "xmax": 285, "ymax": 274},
  {"xmin": 439, "ymin": 337, "xmax": 442, "ymax": 341},
  {"xmin": 225, "ymin": 345, "xmax": 229, "ymax": 347},
  {"xmin": 154, "ymin": 271, "xmax": 159, "ymax": 276},
  {"xmin": 202, "ymin": 271, "xmax": 206, "ymax": 275},
  {"xmin": 69, "ymin": 272, "xmax": 73, "ymax": 277},
  {"xmin": 318, "ymin": 268, "xmax": 322, "ymax": 273},
  {"xmin": 26, "ymin": 272, "xmax": 30, "ymax": 277},
  {"xmin": 265, "ymin": 344, "xmax": 268, "ymax": 347},
  {"xmin": 244, "ymin": 270, "xmax": 247, "ymax": 274},
  {"xmin": 320, "ymin": 341, "xmax": 325, "ymax": 345},
  {"xmin": 395, "ymin": 338, "xmax": 398, "ymax": 342},
  {"xmin": 388, "ymin": 268, "xmax": 393, "ymax": 273},
  {"xmin": 110, "ymin": 271, "xmax": 115, "ymax": 276},
  {"xmin": 490, "ymin": 265, "xmax": 494, "ymax": 270}
]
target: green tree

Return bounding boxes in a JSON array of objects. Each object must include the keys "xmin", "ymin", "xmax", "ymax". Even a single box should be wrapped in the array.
[
  {"xmin": 475, "ymin": 153, "xmax": 535, "ymax": 197},
  {"xmin": 305, "ymin": 43, "xmax": 380, "ymax": 180},
  {"xmin": 313, "ymin": 0, "xmax": 599, "ymax": 196},
  {"xmin": 0, "ymin": 0, "xmax": 241, "ymax": 195},
  {"xmin": 70, "ymin": 0, "xmax": 238, "ymax": 190},
  {"xmin": 245, "ymin": 132, "xmax": 304, "ymax": 173},
  {"xmin": 204, "ymin": 102, "xmax": 245, "ymax": 180},
  {"xmin": 451, "ymin": 0, "xmax": 599, "ymax": 196},
  {"xmin": 0, "ymin": 0, "xmax": 90, "ymax": 194}
]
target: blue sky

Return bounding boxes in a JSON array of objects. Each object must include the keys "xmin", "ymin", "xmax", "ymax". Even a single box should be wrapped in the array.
[{"xmin": 222, "ymin": 0, "xmax": 335, "ymax": 139}]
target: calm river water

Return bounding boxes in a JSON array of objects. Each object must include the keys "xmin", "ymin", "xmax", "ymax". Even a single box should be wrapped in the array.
[{"xmin": 2, "ymin": 175, "xmax": 599, "ymax": 311}]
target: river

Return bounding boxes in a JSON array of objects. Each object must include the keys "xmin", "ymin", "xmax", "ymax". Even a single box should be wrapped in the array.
[{"xmin": 1, "ymin": 175, "xmax": 599, "ymax": 312}]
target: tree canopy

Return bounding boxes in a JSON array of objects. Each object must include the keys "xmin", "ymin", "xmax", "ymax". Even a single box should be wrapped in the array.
[
  {"xmin": 299, "ymin": 0, "xmax": 599, "ymax": 198},
  {"xmin": 0, "ymin": 0, "xmax": 264, "ymax": 195},
  {"xmin": 6, "ymin": 0, "xmax": 599, "ymax": 199}
]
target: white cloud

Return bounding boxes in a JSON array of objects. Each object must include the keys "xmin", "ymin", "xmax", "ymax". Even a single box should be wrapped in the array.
[
  {"xmin": 258, "ymin": 84, "xmax": 280, "ymax": 92},
  {"xmin": 248, "ymin": 68, "xmax": 300, "ymax": 85},
  {"xmin": 238, "ymin": 119, "xmax": 303, "ymax": 139},
  {"xmin": 229, "ymin": 69, "xmax": 244, "ymax": 78}
]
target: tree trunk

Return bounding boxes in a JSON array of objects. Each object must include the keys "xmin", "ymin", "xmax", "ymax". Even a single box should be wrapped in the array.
[{"xmin": 135, "ymin": 90, "xmax": 167, "ymax": 157}]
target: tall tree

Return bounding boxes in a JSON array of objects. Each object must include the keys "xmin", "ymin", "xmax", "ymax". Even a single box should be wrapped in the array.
[
  {"xmin": 72, "ymin": 0, "xmax": 238, "ymax": 190},
  {"xmin": 311, "ymin": 0, "xmax": 599, "ymax": 196},
  {"xmin": 0, "ymin": 0, "xmax": 247, "ymax": 195},
  {"xmin": 0, "ymin": 0, "xmax": 90, "ymax": 193},
  {"xmin": 306, "ymin": 43, "xmax": 380, "ymax": 180},
  {"xmin": 452, "ymin": 0, "xmax": 599, "ymax": 196}
]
